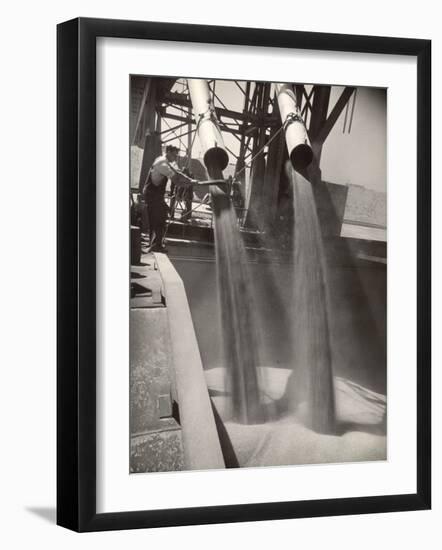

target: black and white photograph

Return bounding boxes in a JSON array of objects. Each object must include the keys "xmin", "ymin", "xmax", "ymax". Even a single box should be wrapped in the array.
[
  {"xmin": 0, "ymin": 0, "xmax": 435, "ymax": 543},
  {"xmin": 129, "ymin": 76, "xmax": 387, "ymax": 474}
]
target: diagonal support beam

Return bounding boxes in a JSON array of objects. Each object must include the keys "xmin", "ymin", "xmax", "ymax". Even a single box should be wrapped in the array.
[
  {"xmin": 309, "ymin": 85, "xmax": 331, "ymax": 142},
  {"xmin": 132, "ymin": 79, "xmax": 152, "ymax": 146},
  {"xmin": 316, "ymin": 87, "xmax": 356, "ymax": 144}
]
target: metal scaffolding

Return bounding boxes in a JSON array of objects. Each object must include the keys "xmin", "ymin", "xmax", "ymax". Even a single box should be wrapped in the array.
[{"xmin": 131, "ymin": 76, "xmax": 356, "ymax": 234}]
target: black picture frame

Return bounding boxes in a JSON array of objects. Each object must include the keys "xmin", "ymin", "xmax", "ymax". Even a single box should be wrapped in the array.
[{"xmin": 57, "ymin": 17, "xmax": 431, "ymax": 532}]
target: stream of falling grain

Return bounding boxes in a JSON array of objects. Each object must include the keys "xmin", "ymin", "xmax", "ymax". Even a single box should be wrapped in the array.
[
  {"xmin": 211, "ymin": 183, "xmax": 265, "ymax": 425},
  {"xmin": 291, "ymin": 167, "xmax": 336, "ymax": 434}
]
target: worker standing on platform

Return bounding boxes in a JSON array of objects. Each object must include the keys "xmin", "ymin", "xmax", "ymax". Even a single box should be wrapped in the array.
[{"xmin": 143, "ymin": 145, "xmax": 195, "ymax": 253}]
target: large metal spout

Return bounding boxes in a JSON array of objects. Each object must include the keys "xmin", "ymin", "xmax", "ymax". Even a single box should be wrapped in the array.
[
  {"xmin": 187, "ymin": 79, "xmax": 229, "ymax": 176},
  {"xmin": 276, "ymin": 83, "xmax": 313, "ymax": 171}
]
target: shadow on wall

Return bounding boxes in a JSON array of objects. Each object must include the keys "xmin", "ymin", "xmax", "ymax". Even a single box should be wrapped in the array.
[{"xmin": 316, "ymin": 182, "xmax": 386, "ymax": 395}]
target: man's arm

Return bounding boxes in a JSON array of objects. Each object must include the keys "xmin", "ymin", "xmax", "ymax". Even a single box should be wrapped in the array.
[
  {"xmin": 171, "ymin": 169, "xmax": 196, "ymax": 187},
  {"xmin": 151, "ymin": 158, "xmax": 197, "ymax": 187}
]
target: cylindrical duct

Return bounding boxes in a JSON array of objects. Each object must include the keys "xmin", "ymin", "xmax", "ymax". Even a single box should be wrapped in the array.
[
  {"xmin": 276, "ymin": 83, "xmax": 313, "ymax": 171},
  {"xmin": 187, "ymin": 79, "xmax": 229, "ymax": 174}
]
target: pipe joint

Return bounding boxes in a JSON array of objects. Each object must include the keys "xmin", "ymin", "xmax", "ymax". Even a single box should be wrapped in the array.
[{"xmin": 284, "ymin": 111, "xmax": 304, "ymax": 128}]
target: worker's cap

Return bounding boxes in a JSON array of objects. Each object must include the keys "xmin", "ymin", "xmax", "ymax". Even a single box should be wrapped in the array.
[{"xmin": 165, "ymin": 145, "xmax": 180, "ymax": 154}]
